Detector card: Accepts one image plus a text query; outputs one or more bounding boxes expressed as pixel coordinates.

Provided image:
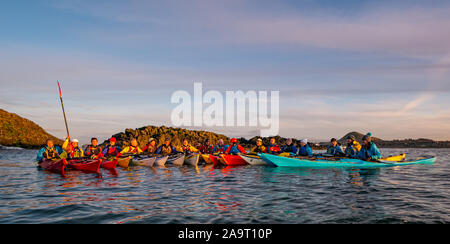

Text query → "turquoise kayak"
[258,153,436,169]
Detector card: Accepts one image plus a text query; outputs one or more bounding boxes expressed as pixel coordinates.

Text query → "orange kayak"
[220,154,248,166]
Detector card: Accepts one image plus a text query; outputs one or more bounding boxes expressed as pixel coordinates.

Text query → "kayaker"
[213,139,228,154]
[297,139,313,157]
[84,137,103,159]
[179,138,199,154]
[36,139,64,162]
[120,138,143,154]
[102,137,122,157]
[251,138,267,153]
[142,138,158,154]
[156,138,178,155]
[326,138,345,156]
[345,135,362,158]
[357,133,382,161]
[62,136,84,159]
[267,138,281,154]
[225,138,247,155]
[281,138,298,154]
[199,139,214,154]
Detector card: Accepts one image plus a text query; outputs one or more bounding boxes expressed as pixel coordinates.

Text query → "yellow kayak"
[381,153,406,162]
[117,157,131,168]
[201,154,212,164]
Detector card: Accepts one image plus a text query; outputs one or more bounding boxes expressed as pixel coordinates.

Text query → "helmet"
[230,138,238,143]
[110,137,117,142]
[72,139,79,143]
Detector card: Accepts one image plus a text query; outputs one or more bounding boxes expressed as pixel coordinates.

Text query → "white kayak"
[133,156,157,167]
[154,155,169,166]
[184,153,200,166]
[240,154,267,165]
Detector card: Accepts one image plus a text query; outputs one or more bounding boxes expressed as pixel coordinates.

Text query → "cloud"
[48,0,450,58]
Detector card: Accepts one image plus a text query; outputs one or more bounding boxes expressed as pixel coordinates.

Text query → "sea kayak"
[240,154,267,165]
[101,158,119,169]
[220,154,248,166]
[201,154,212,164]
[167,154,185,166]
[209,155,224,166]
[154,155,169,166]
[133,155,157,167]
[39,158,67,175]
[184,153,200,166]
[68,159,102,173]
[117,156,131,168]
[258,153,436,169]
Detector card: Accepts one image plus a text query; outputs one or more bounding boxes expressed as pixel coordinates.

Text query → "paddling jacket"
[213,144,228,154]
[199,144,214,154]
[36,146,63,162]
[345,141,361,158]
[267,144,281,154]
[142,144,158,154]
[156,144,178,155]
[326,145,345,156]
[179,144,199,154]
[120,145,143,154]
[84,145,102,156]
[357,142,381,160]
[251,145,267,153]
[225,144,247,155]
[62,139,84,159]
[298,145,313,157]
[281,144,298,154]
[102,145,122,157]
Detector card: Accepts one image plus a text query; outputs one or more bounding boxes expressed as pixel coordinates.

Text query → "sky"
[1,0,450,144]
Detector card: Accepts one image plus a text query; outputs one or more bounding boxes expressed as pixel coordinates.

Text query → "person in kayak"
[251,138,267,153]
[281,138,298,154]
[199,139,214,154]
[142,138,158,154]
[326,138,345,156]
[345,135,362,158]
[357,133,381,161]
[120,138,143,154]
[36,139,64,162]
[156,138,178,155]
[102,137,122,157]
[179,138,199,154]
[225,138,247,155]
[267,138,281,154]
[84,137,103,159]
[213,139,228,154]
[62,136,84,159]
[297,139,313,157]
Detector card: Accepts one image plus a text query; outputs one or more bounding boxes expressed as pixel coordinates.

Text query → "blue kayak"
[258,153,436,169]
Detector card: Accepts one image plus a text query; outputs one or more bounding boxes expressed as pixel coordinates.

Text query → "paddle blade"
[57,81,62,98]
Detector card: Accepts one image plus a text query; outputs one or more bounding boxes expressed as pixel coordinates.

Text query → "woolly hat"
[300,139,308,144]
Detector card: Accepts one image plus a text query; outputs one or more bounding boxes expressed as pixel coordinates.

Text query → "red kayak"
[220,154,248,166]
[39,158,67,175]
[68,159,102,173]
[210,155,224,167]
[101,158,119,169]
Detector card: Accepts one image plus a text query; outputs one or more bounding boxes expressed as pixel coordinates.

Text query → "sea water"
[0,148,448,224]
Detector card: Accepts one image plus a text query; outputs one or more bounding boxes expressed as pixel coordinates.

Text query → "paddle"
[57,81,70,138]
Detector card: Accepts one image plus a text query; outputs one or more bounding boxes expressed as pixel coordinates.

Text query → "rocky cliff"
[0,109,63,149]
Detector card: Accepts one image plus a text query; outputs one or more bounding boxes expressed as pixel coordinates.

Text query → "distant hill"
[102,125,230,149]
[0,109,63,149]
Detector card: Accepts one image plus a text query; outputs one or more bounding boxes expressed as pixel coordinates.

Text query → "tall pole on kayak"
[57,81,70,138]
